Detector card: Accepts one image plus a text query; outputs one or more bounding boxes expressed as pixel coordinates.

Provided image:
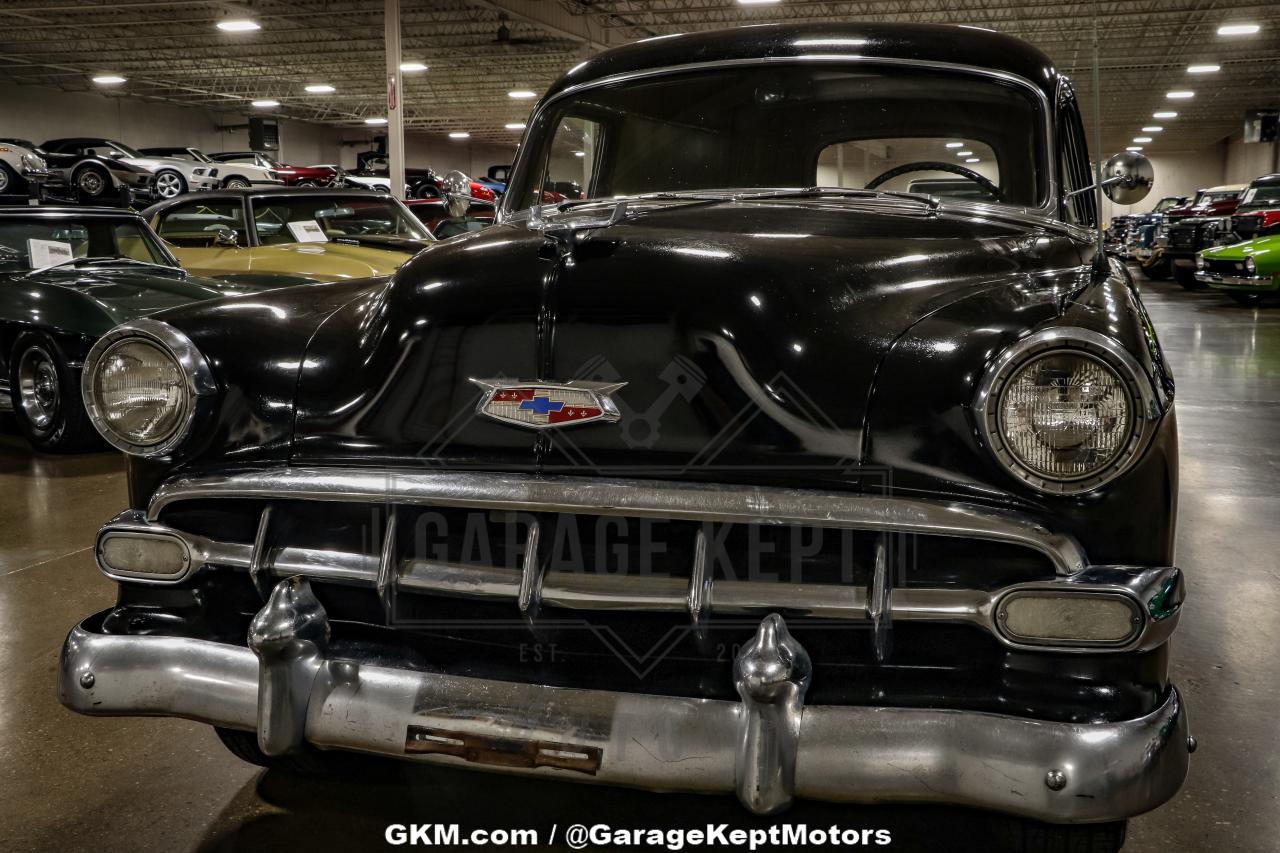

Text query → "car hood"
[36,265,262,326]
[1203,236,1279,263]
[287,199,1085,485]
[252,241,420,275]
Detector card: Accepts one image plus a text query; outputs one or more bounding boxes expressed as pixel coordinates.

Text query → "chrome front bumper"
[60,577,1191,823]
[1196,271,1276,289]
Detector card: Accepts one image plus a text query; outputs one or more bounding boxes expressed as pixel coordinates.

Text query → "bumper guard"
[60,577,1191,822]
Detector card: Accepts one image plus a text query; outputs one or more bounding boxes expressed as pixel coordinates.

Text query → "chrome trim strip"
[100,511,1180,654]
[502,54,1058,222]
[147,468,1088,574]
[1196,271,1274,288]
[59,604,1192,823]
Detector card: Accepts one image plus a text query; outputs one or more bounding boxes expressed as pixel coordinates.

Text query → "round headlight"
[1195,254,1206,270]
[1245,257,1256,274]
[94,339,187,447]
[82,319,215,456]
[978,330,1162,494]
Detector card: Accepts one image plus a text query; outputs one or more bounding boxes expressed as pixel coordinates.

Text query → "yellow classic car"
[142,187,434,282]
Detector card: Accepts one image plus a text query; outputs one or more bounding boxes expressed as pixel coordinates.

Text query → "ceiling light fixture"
[1153,111,1178,119]
[217,18,261,32]
[1134,136,1153,143]
[1127,146,1143,151]
[449,131,470,139]
[305,84,335,93]
[956,150,973,156]
[399,62,428,72]
[738,0,782,5]
[965,158,980,163]
[1217,24,1260,36]
[365,117,388,125]
[504,122,526,130]
[945,142,964,148]
[1187,64,1220,73]
[1142,126,1163,132]
[573,151,585,157]
[1166,90,1194,99]
[251,99,279,108]
[508,90,536,99]
[91,74,127,85]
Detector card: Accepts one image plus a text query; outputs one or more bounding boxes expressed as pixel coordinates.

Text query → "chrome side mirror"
[213,227,239,248]
[443,169,472,218]
[1100,152,1154,205]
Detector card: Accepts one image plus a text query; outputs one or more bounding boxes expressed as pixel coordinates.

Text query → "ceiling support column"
[385,0,406,199]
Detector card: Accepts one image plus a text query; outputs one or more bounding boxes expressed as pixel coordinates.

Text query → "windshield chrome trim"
[501,55,1058,223]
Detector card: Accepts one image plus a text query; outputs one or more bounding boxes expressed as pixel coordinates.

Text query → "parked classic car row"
[1106,173,1280,305]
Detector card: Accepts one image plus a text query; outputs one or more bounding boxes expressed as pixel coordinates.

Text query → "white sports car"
[139,147,283,189]
[0,138,53,196]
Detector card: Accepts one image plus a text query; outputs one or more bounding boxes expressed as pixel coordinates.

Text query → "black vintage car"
[58,24,1188,852]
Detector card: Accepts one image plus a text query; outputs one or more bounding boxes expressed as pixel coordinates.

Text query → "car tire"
[988,817,1126,853]
[1172,264,1203,290]
[153,169,187,199]
[73,165,111,202]
[222,175,251,189]
[1228,291,1264,307]
[8,332,98,453]
[1139,257,1170,280]
[296,180,317,188]
[0,161,25,195]
[213,727,370,775]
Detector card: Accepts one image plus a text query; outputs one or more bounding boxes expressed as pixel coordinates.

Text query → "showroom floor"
[0,279,1276,853]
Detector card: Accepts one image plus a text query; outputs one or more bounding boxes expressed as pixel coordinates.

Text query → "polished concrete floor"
[1,278,1277,853]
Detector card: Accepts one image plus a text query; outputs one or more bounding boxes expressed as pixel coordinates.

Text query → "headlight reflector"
[82,319,215,456]
[978,329,1162,494]
[998,352,1132,481]
[94,339,187,446]
[1245,256,1256,274]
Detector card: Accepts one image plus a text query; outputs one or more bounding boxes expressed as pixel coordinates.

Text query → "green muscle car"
[1197,234,1280,306]
[0,206,291,452]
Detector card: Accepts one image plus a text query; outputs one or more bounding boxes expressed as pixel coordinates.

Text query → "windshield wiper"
[731,187,942,209]
[25,256,177,276]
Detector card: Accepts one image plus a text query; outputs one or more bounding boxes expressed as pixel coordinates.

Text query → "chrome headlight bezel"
[975,328,1164,495]
[81,319,216,457]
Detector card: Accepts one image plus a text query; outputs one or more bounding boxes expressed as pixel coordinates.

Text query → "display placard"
[27,239,74,270]
[286,220,328,243]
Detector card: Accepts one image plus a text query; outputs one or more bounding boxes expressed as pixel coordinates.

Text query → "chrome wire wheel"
[76,168,106,197]
[0,164,11,194]
[224,176,250,188]
[155,170,184,198]
[17,346,59,430]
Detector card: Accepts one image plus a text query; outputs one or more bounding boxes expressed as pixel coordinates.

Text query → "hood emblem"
[469,379,626,430]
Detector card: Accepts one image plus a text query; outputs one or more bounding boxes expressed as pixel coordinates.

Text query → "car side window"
[156,201,247,248]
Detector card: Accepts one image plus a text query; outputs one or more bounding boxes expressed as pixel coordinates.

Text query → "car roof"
[0,205,143,219]
[1247,174,1280,188]
[543,22,1062,106]
[141,186,396,216]
[1204,184,1247,193]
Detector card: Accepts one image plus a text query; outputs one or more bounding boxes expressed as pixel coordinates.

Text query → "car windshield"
[1239,186,1280,208]
[88,140,142,158]
[1194,191,1238,206]
[1153,198,1182,212]
[508,64,1048,210]
[250,195,430,244]
[0,217,173,271]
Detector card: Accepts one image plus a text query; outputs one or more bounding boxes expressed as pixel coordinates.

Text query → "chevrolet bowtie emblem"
[469,379,627,430]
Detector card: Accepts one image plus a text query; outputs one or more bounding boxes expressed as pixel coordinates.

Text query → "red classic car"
[208,152,339,188]
[1161,183,1247,288]
[1229,174,1280,240]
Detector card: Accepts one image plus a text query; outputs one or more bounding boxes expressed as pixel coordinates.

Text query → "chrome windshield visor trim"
[147,468,1088,575]
[60,603,1191,823]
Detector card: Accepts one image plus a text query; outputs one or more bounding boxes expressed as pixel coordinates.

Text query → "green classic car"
[1197,235,1280,306]
[0,206,288,452]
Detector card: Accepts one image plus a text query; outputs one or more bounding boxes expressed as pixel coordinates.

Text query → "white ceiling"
[0,0,1277,157]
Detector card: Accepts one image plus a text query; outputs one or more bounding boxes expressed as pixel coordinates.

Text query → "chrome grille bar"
[149,468,1087,574]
